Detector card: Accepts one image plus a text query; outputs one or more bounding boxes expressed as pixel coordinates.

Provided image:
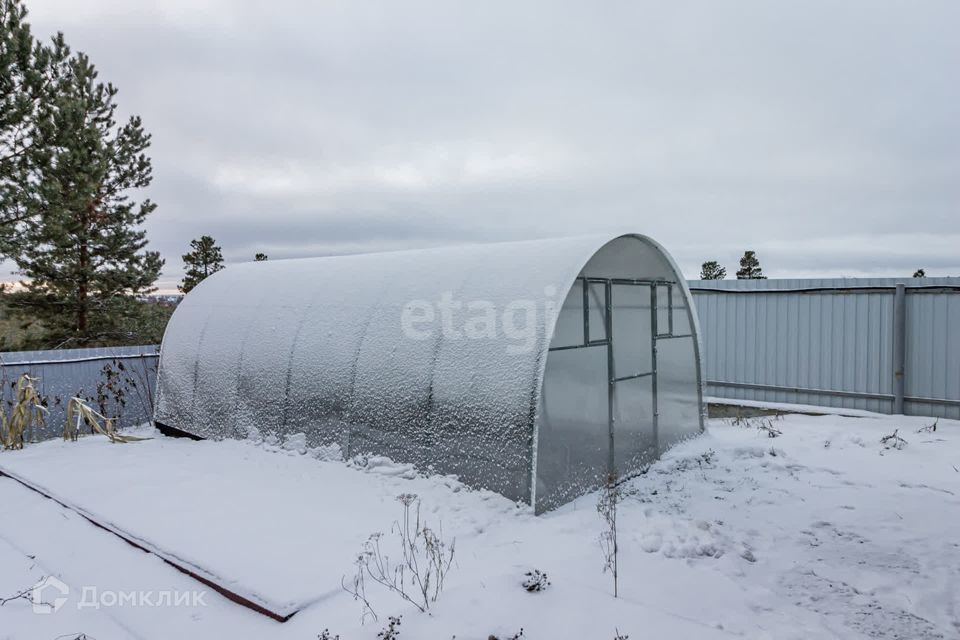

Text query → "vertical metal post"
[667,284,674,336]
[650,286,659,453]
[893,283,906,414]
[582,278,590,345]
[605,281,615,477]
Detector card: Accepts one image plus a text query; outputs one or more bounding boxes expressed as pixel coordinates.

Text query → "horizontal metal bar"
[609,278,675,286]
[548,342,608,352]
[707,380,894,401]
[612,371,654,383]
[656,333,693,340]
[690,285,960,295]
[707,380,960,408]
[904,395,960,408]
[0,352,159,367]
[574,276,675,287]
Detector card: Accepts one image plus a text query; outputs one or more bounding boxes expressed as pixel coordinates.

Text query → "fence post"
[893,283,906,414]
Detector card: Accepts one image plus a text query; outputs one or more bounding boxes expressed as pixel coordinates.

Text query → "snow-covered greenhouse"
[154,234,704,512]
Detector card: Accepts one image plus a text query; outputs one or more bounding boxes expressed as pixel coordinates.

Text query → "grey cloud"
[11,0,958,290]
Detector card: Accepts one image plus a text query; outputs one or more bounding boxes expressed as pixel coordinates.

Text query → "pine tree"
[913,269,925,278]
[180,235,224,293]
[254,252,268,261]
[0,0,66,255]
[736,251,766,279]
[6,46,163,347]
[700,260,726,280]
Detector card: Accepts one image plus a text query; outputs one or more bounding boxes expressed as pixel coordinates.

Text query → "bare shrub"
[488,630,524,640]
[93,357,159,424]
[730,413,784,437]
[696,449,716,474]
[343,544,378,622]
[757,418,782,438]
[880,429,908,452]
[0,580,53,611]
[317,630,340,640]
[0,584,35,607]
[916,419,938,434]
[344,494,456,617]
[521,569,550,592]
[378,616,402,639]
[95,361,127,423]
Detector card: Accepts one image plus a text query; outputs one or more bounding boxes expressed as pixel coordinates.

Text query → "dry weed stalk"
[916,419,938,434]
[344,493,456,618]
[0,375,48,450]
[64,396,148,443]
[597,472,622,598]
[880,428,908,452]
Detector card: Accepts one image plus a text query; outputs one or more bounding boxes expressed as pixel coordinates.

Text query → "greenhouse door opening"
[537,274,697,510]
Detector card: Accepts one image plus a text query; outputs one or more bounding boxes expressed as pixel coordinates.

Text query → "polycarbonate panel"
[613,375,655,472]
[656,285,670,335]
[552,281,586,348]
[671,287,692,335]
[611,284,651,378]
[587,281,607,342]
[154,299,209,431]
[283,255,379,447]
[233,268,323,441]
[535,346,609,510]
[156,233,703,513]
[348,251,469,460]
[656,336,702,450]
[427,242,575,500]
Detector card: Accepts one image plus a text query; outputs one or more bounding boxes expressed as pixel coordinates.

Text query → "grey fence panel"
[0,345,160,442]
[691,277,960,419]
[904,291,960,420]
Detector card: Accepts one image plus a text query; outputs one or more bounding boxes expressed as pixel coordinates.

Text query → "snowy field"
[1,409,957,640]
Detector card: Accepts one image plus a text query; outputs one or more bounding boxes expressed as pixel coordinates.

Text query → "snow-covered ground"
[1,409,957,639]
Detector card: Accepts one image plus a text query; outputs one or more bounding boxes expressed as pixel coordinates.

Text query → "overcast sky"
[13,0,960,290]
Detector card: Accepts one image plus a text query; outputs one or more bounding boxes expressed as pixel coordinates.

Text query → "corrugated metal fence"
[0,345,159,442]
[690,277,960,419]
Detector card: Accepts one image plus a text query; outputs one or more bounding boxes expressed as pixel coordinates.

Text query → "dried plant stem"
[0,375,48,450]
[344,494,456,617]
[64,397,149,444]
[598,473,621,598]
